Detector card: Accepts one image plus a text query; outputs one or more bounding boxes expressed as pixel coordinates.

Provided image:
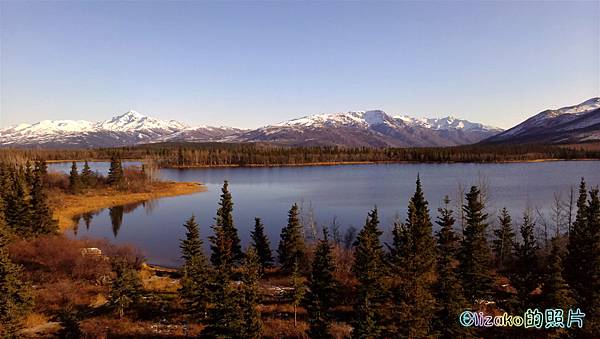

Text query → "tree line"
[1,142,598,168]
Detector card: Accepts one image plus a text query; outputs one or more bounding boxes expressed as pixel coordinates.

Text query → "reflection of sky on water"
[51,161,600,267]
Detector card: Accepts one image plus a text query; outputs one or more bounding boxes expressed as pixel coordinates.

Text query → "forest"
[0,155,599,338]
[1,142,599,168]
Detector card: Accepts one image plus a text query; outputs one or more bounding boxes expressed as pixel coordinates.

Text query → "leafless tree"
[550,191,566,238]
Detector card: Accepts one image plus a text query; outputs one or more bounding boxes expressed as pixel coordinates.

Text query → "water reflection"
[72,200,153,237]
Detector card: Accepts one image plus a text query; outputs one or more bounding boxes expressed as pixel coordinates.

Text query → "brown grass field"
[49,181,205,230]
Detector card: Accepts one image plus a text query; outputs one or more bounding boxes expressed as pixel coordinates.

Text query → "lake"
[50,161,600,267]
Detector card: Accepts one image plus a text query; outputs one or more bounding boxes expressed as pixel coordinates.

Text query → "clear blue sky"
[1,1,598,129]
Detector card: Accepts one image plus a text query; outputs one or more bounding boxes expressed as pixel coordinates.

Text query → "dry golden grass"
[49,181,205,230]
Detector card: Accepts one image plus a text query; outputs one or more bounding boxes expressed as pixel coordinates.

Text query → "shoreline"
[50,181,205,230]
[162,158,600,169]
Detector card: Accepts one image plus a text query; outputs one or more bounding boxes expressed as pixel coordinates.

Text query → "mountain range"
[1,98,598,148]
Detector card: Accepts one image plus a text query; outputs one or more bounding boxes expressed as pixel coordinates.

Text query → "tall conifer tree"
[512,210,540,311]
[250,217,273,271]
[240,247,263,339]
[492,208,516,270]
[29,170,57,235]
[210,181,243,266]
[304,230,337,339]
[68,161,81,194]
[278,203,307,273]
[459,185,493,303]
[433,197,471,339]
[388,176,437,338]
[351,207,387,339]
[179,216,212,319]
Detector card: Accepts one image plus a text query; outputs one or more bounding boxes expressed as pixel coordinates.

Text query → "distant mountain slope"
[0,109,502,148]
[482,98,600,144]
[234,110,502,147]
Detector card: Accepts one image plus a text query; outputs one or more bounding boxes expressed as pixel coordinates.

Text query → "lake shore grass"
[49,181,205,230]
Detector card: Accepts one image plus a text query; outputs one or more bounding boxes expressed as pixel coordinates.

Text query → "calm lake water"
[50,161,600,267]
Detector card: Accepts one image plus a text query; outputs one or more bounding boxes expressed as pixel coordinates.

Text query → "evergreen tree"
[288,260,305,327]
[29,170,57,235]
[57,307,83,339]
[3,171,31,235]
[34,159,47,178]
[203,266,243,338]
[542,238,575,310]
[210,181,243,266]
[351,207,387,339]
[388,176,437,338]
[250,217,274,271]
[81,160,94,187]
[459,185,493,303]
[109,260,142,318]
[68,161,81,194]
[179,216,212,319]
[107,156,124,186]
[278,203,307,273]
[0,221,32,336]
[433,196,471,339]
[511,210,540,311]
[240,247,262,339]
[492,208,516,270]
[303,229,337,339]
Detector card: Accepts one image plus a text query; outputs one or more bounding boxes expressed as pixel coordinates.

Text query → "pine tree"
[0,221,32,336]
[210,181,243,266]
[511,210,540,311]
[351,207,387,339]
[542,238,575,310]
[29,170,57,235]
[57,307,83,339]
[34,159,47,178]
[459,185,493,304]
[240,247,262,339]
[278,203,307,273]
[203,265,243,338]
[388,176,437,338]
[433,196,471,339]
[179,216,212,319]
[107,156,124,186]
[250,217,273,271]
[81,160,94,187]
[580,187,600,336]
[304,229,337,339]
[492,207,516,270]
[288,260,305,327]
[3,170,31,235]
[109,260,143,318]
[68,161,81,194]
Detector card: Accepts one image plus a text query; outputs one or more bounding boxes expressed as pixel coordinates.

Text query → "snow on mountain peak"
[95,111,187,132]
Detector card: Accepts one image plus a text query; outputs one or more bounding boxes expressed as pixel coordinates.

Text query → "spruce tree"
[109,260,143,318]
[433,196,471,339]
[542,238,575,310]
[250,217,273,271]
[203,265,243,338]
[0,221,32,336]
[511,210,540,311]
[29,170,58,235]
[210,181,243,266]
[3,171,30,235]
[351,207,387,339]
[57,307,83,339]
[388,176,437,338]
[240,247,263,339]
[459,185,493,304]
[81,160,94,188]
[492,207,515,270]
[68,161,81,194]
[179,216,212,319]
[34,159,47,178]
[288,260,305,327]
[303,229,337,339]
[277,203,307,273]
[107,156,124,186]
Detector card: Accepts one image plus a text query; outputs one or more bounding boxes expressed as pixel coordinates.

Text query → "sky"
[1,1,599,129]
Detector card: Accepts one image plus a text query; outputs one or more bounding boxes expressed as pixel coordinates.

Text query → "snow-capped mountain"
[0,111,239,148]
[234,110,502,147]
[0,109,502,148]
[483,98,600,144]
